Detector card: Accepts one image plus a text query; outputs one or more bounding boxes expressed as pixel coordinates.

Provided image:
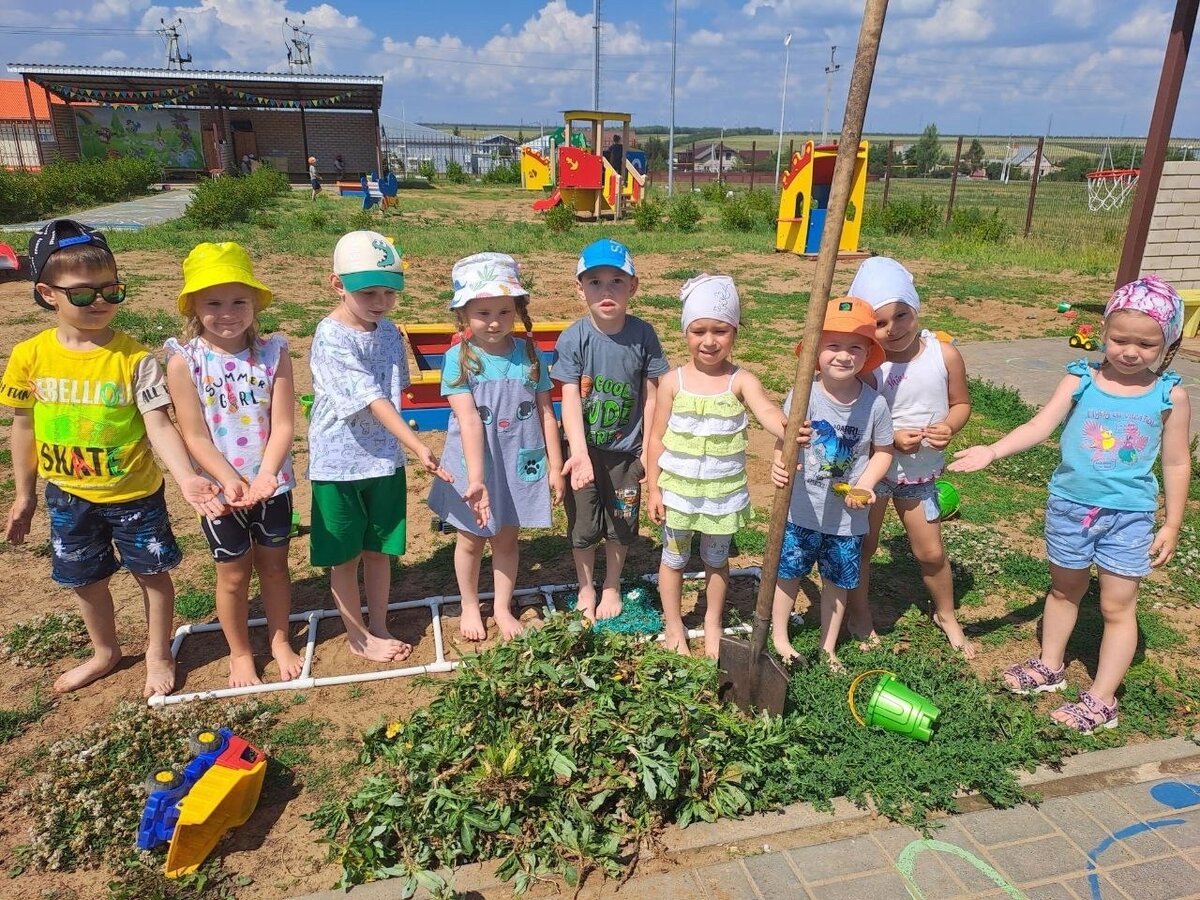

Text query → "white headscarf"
[847,256,920,311]
[680,274,740,331]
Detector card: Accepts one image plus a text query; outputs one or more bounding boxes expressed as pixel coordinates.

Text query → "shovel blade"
[717,636,791,715]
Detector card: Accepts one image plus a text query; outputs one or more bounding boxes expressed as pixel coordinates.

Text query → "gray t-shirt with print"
[308,317,410,482]
[552,314,669,456]
[784,381,893,536]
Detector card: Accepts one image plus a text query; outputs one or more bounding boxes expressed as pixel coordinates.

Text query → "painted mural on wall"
[75,107,203,167]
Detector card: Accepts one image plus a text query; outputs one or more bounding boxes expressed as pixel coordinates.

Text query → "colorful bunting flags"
[44,83,361,109]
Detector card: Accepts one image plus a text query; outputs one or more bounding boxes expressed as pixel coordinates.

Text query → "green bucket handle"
[847,668,892,727]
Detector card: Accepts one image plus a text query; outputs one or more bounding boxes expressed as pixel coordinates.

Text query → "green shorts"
[310,470,408,568]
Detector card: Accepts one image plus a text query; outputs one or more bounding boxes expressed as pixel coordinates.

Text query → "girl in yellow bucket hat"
[164,241,303,688]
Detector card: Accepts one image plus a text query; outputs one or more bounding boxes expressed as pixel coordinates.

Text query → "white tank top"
[874,330,949,485]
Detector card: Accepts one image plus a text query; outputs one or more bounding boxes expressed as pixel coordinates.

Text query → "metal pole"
[774,33,792,192]
[691,140,696,190]
[667,0,677,195]
[750,140,756,190]
[882,138,893,208]
[946,134,964,223]
[748,0,890,669]
[1117,0,1197,286]
[1023,136,1045,237]
[821,45,841,143]
[593,0,601,111]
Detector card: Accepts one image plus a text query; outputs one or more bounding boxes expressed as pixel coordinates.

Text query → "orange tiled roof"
[0,80,63,120]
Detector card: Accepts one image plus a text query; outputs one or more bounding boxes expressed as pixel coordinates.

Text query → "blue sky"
[2,1,1197,136]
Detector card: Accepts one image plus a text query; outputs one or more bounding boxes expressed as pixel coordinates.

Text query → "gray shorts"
[563,445,643,548]
[876,478,940,522]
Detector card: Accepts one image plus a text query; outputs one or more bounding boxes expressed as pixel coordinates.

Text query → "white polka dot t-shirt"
[164,334,294,497]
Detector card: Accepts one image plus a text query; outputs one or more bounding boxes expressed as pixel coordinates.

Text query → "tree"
[965,138,985,172]
[906,123,945,176]
[867,143,903,177]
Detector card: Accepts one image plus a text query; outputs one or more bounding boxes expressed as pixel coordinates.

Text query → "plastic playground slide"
[532,189,563,211]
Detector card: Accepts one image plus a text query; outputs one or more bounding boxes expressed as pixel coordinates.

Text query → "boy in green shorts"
[308,230,450,663]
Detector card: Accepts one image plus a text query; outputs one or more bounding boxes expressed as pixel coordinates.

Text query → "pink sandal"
[1002,658,1066,695]
[1052,691,1118,734]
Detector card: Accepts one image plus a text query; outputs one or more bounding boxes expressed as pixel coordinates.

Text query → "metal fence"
[379,134,516,177]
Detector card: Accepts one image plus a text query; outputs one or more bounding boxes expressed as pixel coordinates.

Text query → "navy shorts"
[777,521,863,589]
[45,482,182,588]
[200,491,293,562]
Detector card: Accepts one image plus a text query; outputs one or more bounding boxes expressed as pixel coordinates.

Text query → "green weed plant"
[2,612,88,667]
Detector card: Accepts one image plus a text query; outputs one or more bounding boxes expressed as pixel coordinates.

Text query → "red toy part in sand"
[0,243,18,271]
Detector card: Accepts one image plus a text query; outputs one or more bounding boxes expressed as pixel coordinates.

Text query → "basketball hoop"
[1086,168,1139,212]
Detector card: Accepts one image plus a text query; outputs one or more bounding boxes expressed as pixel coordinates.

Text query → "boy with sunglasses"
[1,220,224,698]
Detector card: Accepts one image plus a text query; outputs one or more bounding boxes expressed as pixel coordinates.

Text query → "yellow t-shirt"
[0,329,171,503]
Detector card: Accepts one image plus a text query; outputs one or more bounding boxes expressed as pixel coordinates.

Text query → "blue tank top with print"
[1049,359,1181,512]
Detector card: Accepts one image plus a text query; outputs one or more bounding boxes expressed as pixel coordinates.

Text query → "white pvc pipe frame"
[149,567,769,707]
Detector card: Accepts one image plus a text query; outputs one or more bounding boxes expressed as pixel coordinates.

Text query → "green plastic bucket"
[849,669,941,742]
[299,393,314,420]
[935,479,960,520]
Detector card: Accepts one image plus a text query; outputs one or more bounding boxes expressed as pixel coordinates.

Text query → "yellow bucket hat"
[178,242,273,314]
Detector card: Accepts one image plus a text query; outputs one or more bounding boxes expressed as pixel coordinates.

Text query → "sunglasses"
[46,282,127,307]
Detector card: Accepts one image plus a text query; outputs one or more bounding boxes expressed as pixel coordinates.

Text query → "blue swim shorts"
[778,521,864,589]
[45,482,182,588]
[1044,495,1154,578]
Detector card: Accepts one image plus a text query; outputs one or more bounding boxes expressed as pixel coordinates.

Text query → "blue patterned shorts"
[778,521,863,589]
[1044,495,1153,578]
[45,482,182,588]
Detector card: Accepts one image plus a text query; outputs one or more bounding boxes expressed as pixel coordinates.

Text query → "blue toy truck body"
[136,728,233,850]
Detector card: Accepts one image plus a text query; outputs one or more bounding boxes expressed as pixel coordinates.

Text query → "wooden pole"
[747,0,891,670]
[882,138,893,208]
[1023,136,1045,237]
[946,135,964,222]
[750,140,756,190]
[22,75,46,169]
[1116,0,1197,286]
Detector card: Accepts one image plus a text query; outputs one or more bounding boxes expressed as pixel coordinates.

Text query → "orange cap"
[794,296,885,375]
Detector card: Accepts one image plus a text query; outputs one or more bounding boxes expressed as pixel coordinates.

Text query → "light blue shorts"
[1044,495,1154,578]
[875,478,940,522]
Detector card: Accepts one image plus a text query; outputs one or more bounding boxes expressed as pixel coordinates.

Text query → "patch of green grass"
[967,377,1039,430]
[111,307,178,346]
[0,689,53,744]
[1136,607,1186,650]
[269,716,330,769]
[662,268,700,281]
[2,611,89,666]
[174,584,216,620]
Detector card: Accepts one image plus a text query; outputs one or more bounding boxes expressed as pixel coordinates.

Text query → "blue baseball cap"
[576,238,635,278]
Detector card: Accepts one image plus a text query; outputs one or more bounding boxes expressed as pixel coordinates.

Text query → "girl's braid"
[450,313,483,388]
[516,295,541,384]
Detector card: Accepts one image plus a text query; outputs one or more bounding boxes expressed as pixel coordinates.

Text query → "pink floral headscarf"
[1104,274,1184,347]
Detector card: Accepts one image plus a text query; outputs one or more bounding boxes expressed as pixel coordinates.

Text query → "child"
[308,156,321,201]
[164,242,303,688]
[949,276,1191,733]
[770,298,894,670]
[1,220,223,697]
[428,253,564,641]
[308,230,452,663]
[646,275,788,658]
[554,239,670,620]
[843,257,975,657]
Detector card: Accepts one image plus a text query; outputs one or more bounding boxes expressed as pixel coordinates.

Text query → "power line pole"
[592,0,601,110]
[285,17,314,74]
[157,18,191,69]
[667,0,678,195]
[821,45,840,143]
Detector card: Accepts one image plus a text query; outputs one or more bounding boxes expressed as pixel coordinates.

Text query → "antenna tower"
[821,45,840,143]
[158,18,192,70]
[285,18,315,73]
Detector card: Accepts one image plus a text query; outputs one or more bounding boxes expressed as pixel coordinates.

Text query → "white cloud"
[98,49,130,65]
[689,29,725,47]
[1049,0,1097,28]
[911,0,994,43]
[23,40,67,60]
[1110,5,1173,46]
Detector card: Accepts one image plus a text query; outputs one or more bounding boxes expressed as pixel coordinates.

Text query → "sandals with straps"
[1002,658,1066,695]
[1052,691,1119,735]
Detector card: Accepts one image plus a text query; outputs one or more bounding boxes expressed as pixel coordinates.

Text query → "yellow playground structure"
[776,140,869,255]
[530,110,646,219]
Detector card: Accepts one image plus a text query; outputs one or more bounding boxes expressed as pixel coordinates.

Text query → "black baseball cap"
[28,219,112,310]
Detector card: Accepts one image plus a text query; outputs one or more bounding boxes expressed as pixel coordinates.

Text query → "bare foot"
[822,650,846,675]
[596,585,623,620]
[663,628,691,655]
[853,631,882,652]
[349,632,411,663]
[576,584,597,622]
[773,638,801,665]
[144,654,177,698]
[933,613,977,660]
[703,631,721,660]
[270,640,305,682]
[494,610,525,641]
[459,602,488,641]
[54,648,119,694]
[228,653,263,688]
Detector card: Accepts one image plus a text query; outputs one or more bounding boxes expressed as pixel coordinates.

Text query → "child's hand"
[416,444,454,482]
[947,445,995,473]
[648,488,665,525]
[561,453,594,490]
[463,480,490,528]
[221,477,252,507]
[245,473,279,505]
[181,476,228,518]
[770,459,795,489]
[1150,524,1180,567]
[4,496,36,545]
[923,421,954,450]
[893,428,925,454]
[549,466,565,506]
[795,420,813,448]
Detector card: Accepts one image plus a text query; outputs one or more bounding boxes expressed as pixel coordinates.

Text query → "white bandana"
[680,274,740,331]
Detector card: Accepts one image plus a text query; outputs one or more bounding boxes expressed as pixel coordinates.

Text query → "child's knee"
[698,534,731,569]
